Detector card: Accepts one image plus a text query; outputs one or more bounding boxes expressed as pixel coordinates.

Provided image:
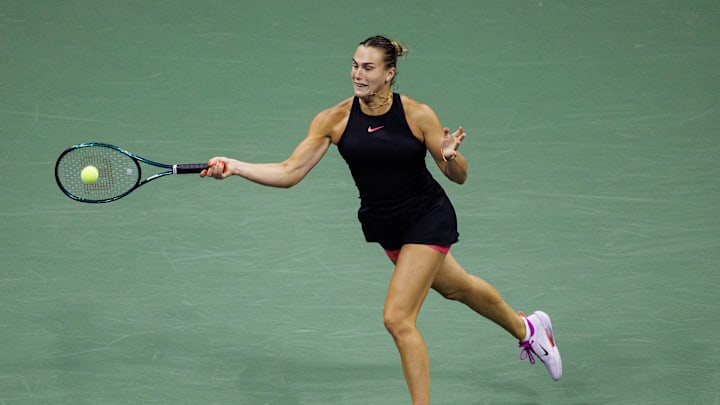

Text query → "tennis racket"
[55,142,208,203]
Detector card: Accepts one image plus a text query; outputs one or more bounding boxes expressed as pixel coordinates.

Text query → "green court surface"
[1,1,718,404]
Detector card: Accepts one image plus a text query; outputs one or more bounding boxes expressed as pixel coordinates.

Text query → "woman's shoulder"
[314,97,353,122]
[329,96,354,115]
[309,97,354,142]
[399,94,436,121]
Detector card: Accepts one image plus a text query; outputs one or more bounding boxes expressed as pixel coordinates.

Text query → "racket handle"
[173,164,209,174]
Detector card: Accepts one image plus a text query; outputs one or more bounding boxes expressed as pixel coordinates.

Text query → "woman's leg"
[431,252,526,340]
[384,244,446,405]
[431,252,564,380]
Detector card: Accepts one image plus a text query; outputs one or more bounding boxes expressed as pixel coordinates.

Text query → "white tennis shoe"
[518,310,562,381]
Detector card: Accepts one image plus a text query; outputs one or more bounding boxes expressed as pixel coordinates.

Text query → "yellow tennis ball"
[81,165,99,184]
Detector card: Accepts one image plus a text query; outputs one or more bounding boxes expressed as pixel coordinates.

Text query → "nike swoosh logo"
[367,125,384,133]
[537,344,549,356]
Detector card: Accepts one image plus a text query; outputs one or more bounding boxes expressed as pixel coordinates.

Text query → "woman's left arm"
[408,101,468,184]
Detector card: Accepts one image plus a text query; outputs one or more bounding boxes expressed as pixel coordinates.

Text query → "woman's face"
[351,45,394,98]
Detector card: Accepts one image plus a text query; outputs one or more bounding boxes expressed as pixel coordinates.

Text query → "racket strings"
[56,146,140,201]
[79,155,114,191]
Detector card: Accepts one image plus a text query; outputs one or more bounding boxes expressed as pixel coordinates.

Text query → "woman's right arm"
[202,107,339,188]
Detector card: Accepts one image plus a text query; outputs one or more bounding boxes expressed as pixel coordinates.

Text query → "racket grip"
[173,164,209,174]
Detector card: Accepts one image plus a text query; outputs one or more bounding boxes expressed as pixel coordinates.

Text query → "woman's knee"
[383,309,416,340]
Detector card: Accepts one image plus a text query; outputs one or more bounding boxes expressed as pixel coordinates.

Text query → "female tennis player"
[202,35,561,404]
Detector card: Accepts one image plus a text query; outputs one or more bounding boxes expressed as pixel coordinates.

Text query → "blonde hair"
[359,35,407,84]
[390,40,408,60]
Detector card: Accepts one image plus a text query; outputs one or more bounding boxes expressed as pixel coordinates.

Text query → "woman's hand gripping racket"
[55,142,208,203]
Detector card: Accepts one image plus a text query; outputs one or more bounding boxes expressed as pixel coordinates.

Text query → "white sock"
[522,316,533,341]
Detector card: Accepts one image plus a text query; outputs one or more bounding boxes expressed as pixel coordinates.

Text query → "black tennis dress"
[337,93,459,251]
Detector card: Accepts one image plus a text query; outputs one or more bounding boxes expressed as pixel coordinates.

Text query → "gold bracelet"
[441,148,457,162]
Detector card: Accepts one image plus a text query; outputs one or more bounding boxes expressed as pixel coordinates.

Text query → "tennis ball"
[81,165,99,184]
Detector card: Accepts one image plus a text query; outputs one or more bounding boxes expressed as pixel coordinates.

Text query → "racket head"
[55,143,142,203]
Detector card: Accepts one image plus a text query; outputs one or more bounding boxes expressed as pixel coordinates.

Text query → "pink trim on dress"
[384,245,451,260]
